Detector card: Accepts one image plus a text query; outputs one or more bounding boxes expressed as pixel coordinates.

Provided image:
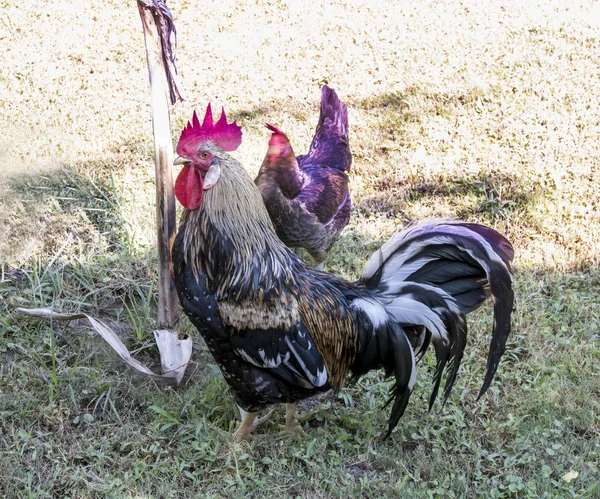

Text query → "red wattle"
[175,164,204,209]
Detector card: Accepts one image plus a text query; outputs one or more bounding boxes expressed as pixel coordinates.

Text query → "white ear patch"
[203,163,221,189]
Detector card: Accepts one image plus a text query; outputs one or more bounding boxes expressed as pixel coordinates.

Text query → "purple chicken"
[255,85,352,269]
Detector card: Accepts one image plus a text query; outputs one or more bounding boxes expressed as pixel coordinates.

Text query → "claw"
[279,423,307,436]
[255,408,275,427]
[295,410,312,422]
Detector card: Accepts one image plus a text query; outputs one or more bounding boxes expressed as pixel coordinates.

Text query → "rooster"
[255,85,351,269]
[172,105,514,440]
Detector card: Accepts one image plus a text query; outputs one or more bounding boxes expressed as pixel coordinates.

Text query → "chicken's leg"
[311,250,327,271]
[293,247,326,270]
[279,403,310,435]
[233,409,274,440]
[233,411,257,440]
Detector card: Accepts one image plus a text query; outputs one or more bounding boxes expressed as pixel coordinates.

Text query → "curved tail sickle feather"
[357,220,514,436]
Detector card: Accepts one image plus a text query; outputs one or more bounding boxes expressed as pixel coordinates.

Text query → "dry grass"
[2,0,599,269]
[1,0,600,497]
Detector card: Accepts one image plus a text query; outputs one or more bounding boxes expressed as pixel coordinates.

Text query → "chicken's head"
[174,105,242,209]
[264,123,293,163]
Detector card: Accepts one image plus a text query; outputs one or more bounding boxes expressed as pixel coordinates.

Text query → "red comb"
[176,104,242,156]
[265,123,283,134]
[265,123,292,160]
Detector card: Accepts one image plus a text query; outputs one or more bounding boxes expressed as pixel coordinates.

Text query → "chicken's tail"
[303,85,352,172]
[318,85,349,140]
[354,220,514,437]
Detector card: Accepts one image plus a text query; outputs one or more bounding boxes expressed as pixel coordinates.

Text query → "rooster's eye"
[200,151,210,159]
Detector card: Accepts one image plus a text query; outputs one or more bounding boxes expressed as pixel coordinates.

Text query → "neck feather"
[180,154,296,298]
[257,155,303,199]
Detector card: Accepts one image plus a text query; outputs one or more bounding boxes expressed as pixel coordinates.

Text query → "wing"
[223,274,359,393]
[216,284,332,392]
[228,322,330,391]
[295,166,350,225]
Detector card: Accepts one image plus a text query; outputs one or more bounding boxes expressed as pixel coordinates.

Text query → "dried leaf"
[137,0,183,104]
[562,471,578,483]
[16,307,192,387]
[154,329,193,386]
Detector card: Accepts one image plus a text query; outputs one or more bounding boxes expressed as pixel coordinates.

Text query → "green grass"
[2,0,600,496]
[2,269,600,497]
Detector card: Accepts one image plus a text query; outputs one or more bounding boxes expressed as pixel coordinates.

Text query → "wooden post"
[137,0,179,329]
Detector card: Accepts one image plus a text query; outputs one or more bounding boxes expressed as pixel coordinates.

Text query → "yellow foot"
[278,422,307,436]
[278,403,310,436]
[232,409,274,441]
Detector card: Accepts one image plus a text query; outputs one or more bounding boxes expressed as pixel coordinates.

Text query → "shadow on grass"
[8,163,132,253]
[2,154,166,342]
[358,85,490,114]
[233,101,311,125]
[356,169,541,225]
[3,154,599,498]
[325,227,386,279]
[233,83,487,122]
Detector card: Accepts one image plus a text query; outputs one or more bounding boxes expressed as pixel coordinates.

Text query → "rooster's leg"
[233,411,257,440]
[312,250,327,271]
[279,403,310,435]
[233,409,274,440]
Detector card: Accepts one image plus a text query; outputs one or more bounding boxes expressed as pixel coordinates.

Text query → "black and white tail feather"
[354,220,514,438]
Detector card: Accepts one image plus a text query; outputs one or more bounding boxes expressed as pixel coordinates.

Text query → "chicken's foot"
[279,403,310,435]
[233,409,274,440]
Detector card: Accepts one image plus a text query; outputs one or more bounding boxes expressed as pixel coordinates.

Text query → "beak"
[173,156,191,166]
